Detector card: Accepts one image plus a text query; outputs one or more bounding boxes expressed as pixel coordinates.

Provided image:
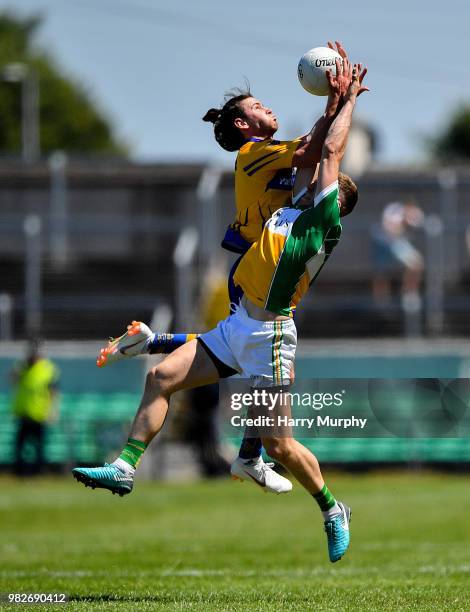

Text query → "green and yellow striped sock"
[119,438,147,469]
[312,484,337,511]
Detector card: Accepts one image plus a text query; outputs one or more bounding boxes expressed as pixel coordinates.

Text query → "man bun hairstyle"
[338,172,359,217]
[202,87,252,152]
[202,108,222,124]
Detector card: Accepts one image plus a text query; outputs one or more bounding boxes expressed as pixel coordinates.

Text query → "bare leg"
[261,436,324,494]
[71,340,221,493]
[255,390,325,494]
[130,340,219,444]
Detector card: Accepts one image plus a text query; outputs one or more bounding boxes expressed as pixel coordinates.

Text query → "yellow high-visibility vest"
[12,359,58,422]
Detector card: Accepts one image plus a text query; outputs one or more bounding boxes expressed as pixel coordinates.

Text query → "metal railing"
[1,162,469,339]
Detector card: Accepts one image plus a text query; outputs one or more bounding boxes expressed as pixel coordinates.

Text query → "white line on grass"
[2,565,470,579]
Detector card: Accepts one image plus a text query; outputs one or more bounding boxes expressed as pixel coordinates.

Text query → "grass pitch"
[0,471,469,611]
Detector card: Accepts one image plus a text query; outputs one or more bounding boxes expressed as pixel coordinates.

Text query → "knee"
[145,364,171,395]
[262,438,294,464]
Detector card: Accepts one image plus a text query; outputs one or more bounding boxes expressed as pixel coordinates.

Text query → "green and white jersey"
[233,182,342,316]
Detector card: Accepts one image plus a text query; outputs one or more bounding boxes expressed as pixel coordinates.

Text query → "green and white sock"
[312,484,341,519]
[117,438,147,470]
[112,457,135,475]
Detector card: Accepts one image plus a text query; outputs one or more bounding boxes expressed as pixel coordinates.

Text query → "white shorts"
[199,304,297,387]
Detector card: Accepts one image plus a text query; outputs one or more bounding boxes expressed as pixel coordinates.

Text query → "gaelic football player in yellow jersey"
[206,42,350,255]
[73,57,368,563]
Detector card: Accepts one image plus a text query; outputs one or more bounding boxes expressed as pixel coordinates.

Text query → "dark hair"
[202,87,252,152]
[338,172,359,217]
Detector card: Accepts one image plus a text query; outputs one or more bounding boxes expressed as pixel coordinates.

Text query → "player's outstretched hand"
[356,64,369,96]
[325,57,350,100]
[346,63,369,100]
[327,40,347,60]
[326,41,369,99]
[327,40,351,98]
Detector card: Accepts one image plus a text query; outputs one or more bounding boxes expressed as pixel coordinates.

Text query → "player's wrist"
[326,92,340,114]
[343,92,357,105]
[325,106,338,119]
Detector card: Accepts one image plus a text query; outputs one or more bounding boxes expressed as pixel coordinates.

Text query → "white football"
[297,47,342,96]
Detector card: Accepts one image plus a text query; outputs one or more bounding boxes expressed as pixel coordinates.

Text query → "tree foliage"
[430,104,470,162]
[0,13,127,156]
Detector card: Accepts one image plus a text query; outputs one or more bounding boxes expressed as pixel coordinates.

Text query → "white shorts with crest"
[199,303,297,388]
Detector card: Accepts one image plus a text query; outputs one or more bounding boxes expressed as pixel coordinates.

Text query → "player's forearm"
[295,115,334,167]
[295,95,341,167]
[307,110,336,148]
[304,94,340,142]
[322,97,356,162]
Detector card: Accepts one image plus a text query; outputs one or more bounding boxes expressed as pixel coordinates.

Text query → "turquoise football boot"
[72,463,133,496]
[324,501,351,562]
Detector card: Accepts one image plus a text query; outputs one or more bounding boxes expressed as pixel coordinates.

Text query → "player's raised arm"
[292,41,350,169]
[315,62,368,195]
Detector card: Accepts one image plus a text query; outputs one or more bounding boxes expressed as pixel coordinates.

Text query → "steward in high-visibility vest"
[11,342,59,475]
[12,358,58,423]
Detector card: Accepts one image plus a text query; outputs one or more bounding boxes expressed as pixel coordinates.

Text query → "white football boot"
[231,456,292,494]
[96,321,153,368]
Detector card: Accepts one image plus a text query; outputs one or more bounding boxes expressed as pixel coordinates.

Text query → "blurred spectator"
[186,262,231,477]
[10,340,59,476]
[371,198,425,312]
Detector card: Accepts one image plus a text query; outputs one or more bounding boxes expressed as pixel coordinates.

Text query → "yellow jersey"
[232,137,301,244]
